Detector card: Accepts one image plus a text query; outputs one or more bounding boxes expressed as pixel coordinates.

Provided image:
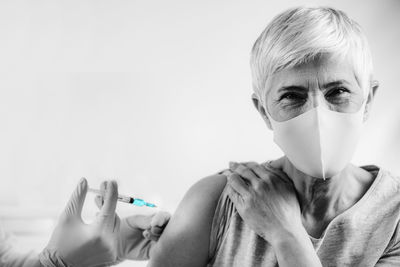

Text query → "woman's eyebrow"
[277,86,308,94]
[322,80,349,88]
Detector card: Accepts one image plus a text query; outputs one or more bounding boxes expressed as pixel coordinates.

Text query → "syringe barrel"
[118,195,133,203]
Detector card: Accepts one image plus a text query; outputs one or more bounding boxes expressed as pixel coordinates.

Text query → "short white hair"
[250,6,374,106]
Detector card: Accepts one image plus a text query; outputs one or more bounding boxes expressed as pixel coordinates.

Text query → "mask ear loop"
[359,79,379,121]
[358,87,370,123]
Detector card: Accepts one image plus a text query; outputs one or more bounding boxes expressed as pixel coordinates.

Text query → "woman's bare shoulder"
[147,172,228,267]
[192,172,228,198]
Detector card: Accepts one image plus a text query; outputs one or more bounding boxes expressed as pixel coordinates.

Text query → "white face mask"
[266,102,366,179]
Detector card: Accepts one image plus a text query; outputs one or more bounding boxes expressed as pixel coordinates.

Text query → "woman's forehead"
[266,55,362,96]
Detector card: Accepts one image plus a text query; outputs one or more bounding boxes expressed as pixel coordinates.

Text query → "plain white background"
[0,0,399,266]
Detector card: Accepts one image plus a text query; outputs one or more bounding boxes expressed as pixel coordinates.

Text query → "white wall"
[0,0,399,266]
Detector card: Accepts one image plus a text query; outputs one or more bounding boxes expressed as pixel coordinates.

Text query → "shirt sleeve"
[0,223,41,267]
[375,220,400,267]
[208,168,237,264]
[375,240,400,266]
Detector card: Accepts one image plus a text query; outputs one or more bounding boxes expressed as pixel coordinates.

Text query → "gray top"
[207,163,400,267]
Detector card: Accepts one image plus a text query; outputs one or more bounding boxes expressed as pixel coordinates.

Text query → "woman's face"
[264,54,366,122]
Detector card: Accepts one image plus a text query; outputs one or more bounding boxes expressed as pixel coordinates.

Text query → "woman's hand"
[226,160,303,245]
[95,181,171,261]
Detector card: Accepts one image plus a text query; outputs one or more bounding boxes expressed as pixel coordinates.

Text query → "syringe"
[88,188,157,208]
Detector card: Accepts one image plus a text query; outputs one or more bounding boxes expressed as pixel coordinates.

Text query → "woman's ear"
[363,80,379,122]
[251,93,273,130]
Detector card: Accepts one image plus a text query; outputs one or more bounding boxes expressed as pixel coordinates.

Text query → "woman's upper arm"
[147,174,227,267]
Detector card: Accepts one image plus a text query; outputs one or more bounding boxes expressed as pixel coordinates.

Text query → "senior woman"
[147,6,400,267]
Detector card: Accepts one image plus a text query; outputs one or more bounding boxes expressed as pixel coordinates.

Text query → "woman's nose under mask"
[266,101,366,179]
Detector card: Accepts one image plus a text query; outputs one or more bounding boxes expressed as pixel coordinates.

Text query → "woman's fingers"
[229,159,293,187]
[229,161,259,187]
[268,157,285,170]
[242,162,271,181]
[227,172,250,197]
[264,162,293,184]
[226,182,244,207]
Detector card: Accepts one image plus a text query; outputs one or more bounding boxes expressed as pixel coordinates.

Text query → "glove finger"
[94,195,104,209]
[62,177,88,220]
[143,229,151,239]
[94,181,107,209]
[150,225,164,235]
[96,180,118,227]
[150,211,171,228]
[124,213,155,230]
[113,215,121,233]
[100,180,107,191]
[143,230,161,241]
[94,210,120,231]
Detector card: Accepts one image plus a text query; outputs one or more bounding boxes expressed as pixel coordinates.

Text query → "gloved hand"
[94,181,171,261]
[39,178,122,267]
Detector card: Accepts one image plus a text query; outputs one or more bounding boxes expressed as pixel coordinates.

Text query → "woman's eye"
[280,93,305,101]
[325,87,350,98]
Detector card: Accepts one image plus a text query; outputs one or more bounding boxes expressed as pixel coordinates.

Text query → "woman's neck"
[279,156,373,222]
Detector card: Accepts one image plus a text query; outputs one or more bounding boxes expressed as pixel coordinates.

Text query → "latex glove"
[95,181,171,261]
[39,178,122,267]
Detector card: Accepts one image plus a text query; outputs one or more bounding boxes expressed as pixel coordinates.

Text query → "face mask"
[266,102,366,179]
